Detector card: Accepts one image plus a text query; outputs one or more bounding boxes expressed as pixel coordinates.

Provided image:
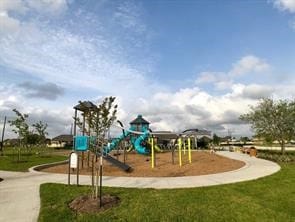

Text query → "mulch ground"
[69,194,120,214]
[41,151,245,177]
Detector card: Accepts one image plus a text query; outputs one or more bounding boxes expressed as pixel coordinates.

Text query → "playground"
[38,110,245,178]
[41,151,245,177]
[0,100,292,221]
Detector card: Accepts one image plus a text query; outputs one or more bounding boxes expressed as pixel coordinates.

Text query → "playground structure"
[72,101,212,175]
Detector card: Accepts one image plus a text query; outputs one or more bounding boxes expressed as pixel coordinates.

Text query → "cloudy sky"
[1,0,295,139]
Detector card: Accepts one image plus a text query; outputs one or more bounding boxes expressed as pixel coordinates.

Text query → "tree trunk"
[281,140,285,155]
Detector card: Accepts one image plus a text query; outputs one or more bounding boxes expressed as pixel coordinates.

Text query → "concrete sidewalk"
[0,152,280,222]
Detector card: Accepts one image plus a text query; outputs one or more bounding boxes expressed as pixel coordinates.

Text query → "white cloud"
[0,0,69,35]
[0,11,20,33]
[195,72,219,84]
[0,0,27,13]
[241,84,274,99]
[0,1,157,100]
[113,0,146,34]
[273,0,295,13]
[27,0,69,15]
[195,55,270,91]
[0,84,73,138]
[229,55,270,77]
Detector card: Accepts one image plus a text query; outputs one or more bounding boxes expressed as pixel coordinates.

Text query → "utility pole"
[0,116,7,156]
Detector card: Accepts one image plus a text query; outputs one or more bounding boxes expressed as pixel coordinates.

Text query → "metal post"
[123,143,126,164]
[99,157,103,208]
[73,109,77,151]
[82,114,85,136]
[82,151,84,169]
[92,156,94,187]
[81,114,85,169]
[183,137,186,155]
[76,154,79,186]
[172,148,175,164]
[99,134,104,208]
[87,150,90,168]
[178,137,182,167]
[68,154,71,185]
[188,137,192,164]
[0,116,7,156]
[151,137,154,169]
[74,109,77,136]
[95,167,98,198]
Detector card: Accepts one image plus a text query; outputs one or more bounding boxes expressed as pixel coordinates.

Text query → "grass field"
[0,147,67,172]
[39,163,295,222]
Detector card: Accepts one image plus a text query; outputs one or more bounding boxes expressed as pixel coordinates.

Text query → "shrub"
[257,150,295,163]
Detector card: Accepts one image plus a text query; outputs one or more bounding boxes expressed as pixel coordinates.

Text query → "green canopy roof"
[130,114,150,125]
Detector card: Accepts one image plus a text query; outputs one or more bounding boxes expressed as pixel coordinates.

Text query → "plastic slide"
[133,130,150,154]
[154,144,163,152]
[103,131,130,155]
[146,141,163,152]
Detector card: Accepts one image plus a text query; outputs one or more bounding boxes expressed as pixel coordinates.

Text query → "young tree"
[93,96,118,138]
[8,109,30,147]
[212,133,221,146]
[240,98,295,154]
[74,97,118,139]
[32,121,48,144]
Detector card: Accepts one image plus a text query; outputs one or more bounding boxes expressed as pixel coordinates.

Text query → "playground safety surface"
[41,151,245,177]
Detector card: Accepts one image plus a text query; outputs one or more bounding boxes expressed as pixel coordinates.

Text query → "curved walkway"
[0,152,280,222]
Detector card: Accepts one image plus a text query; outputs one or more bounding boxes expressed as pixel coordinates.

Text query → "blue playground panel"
[74,136,88,151]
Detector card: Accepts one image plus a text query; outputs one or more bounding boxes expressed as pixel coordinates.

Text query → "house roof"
[182,129,211,136]
[52,134,73,142]
[153,131,178,140]
[3,138,20,144]
[74,101,98,112]
[130,114,150,125]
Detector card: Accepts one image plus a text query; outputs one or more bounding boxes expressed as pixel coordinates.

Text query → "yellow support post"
[151,137,154,169]
[178,137,182,167]
[183,138,186,155]
[188,137,192,164]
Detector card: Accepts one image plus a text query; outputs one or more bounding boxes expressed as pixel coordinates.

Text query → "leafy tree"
[74,97,118,199]
[212,133,221,145]
[240,136,250,145]
[240,98,295,154]
[75,97,118,139]
[8,109,30,147]
[32,121,48,144]
[93,96,118,138]
[27,133,41,145]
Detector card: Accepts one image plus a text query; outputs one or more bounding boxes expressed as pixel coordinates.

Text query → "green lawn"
[39,163,295,222]
[0,147,67,172]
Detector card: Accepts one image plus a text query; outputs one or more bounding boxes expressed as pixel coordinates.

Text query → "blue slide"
[133,129,150,154]
[103,128,150,155]
[103,131,131,155]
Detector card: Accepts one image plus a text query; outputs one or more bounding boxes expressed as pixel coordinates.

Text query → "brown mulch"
[69,194,120,214]
[41,151,245,177]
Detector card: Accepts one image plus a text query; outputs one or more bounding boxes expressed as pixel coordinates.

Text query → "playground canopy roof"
[130,114,150,125]
[74,101,98,112]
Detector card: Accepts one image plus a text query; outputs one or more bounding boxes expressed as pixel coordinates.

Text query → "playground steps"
[97,152,132,172]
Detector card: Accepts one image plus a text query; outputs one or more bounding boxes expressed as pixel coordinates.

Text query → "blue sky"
[1,0,295,138]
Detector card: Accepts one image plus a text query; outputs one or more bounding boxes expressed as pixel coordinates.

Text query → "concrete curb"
[27,151,280,189]
[29,160,69,173]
